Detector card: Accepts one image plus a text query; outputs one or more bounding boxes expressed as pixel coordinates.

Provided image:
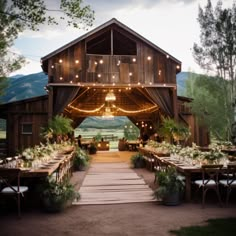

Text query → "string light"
[68,103,158,115]
[75,60,79,64]
[147,56,152,60]
[68,104,105,113]
[116,105,158,114]
[59,59,63,63]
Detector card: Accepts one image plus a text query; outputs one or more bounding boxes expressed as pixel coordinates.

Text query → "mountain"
[10,74,25,79]
[79,116,130,128]
[176,72,200,96]
[1,72,47,103]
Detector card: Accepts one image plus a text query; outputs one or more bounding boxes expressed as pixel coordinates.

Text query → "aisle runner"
[73,162,156,205]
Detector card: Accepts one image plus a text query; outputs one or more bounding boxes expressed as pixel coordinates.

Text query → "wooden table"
[20,151,74,178]
[127,141,141,151]
[81,140,92,150]
[138,147,203,202]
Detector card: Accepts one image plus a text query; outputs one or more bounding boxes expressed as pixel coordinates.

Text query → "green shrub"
[130,152,145,168]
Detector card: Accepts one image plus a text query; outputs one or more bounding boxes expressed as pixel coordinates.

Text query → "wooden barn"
[0,18,209,156]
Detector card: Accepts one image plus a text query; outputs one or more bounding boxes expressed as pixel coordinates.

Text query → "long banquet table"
[138,147,212,202]
[0,149,74,179]
[22,153,73,178]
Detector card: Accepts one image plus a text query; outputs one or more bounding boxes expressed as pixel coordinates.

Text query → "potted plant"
[40,177,79,213]
[130,152,145,168]
[88,142,97,154]
[41,115,74,143]
[73,147,90,171]
[154,167,185,206]
[158,117,190,144]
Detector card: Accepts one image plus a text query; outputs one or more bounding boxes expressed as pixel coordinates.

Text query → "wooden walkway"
[73,151,156,205]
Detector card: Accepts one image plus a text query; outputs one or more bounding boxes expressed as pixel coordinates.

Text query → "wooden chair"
[0,168,28,217]
[143,151,155,171]
[219,163,236,206]
[193,164,223,208]
[55,160,67,183]
[153,155,169,183]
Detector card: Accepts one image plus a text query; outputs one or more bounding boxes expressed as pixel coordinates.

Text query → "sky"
[11,0,234,76]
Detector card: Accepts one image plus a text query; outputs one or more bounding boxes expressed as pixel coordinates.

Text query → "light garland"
[68,104,105,113]
[68,103,158,115]
[114,105,158,114]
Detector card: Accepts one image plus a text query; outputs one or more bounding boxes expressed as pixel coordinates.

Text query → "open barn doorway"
[74,116,141,151]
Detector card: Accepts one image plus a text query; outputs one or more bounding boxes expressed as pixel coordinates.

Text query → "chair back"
[201,164,223,185]
[0,168,21,193]
[226,163,236,186]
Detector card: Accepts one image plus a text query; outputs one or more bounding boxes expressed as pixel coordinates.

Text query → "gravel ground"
[0,152,236,236]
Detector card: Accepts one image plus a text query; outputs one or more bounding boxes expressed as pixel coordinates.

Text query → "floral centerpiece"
[20,142,73,168]
[146,140,171,155]
[202,143,227,164]
[216,141,234,150]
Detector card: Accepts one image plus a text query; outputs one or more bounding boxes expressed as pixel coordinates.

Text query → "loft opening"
[86,29,137,55]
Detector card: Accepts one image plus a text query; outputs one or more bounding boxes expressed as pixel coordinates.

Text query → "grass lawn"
[0,131,6,139]
[170,218,236,236]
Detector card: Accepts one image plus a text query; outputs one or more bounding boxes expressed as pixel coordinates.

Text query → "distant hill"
[176,71,200,96]
[1,72,47,103]
[0,71,196,128]
[10,74,25,79]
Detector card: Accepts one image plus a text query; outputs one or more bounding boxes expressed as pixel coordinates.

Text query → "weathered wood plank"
[73,160,156,205]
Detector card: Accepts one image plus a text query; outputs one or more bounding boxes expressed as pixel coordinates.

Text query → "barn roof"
[41,18,181,65]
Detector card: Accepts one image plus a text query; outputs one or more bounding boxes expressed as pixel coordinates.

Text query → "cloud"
[87,0,198,10]
[19,29,63,40]
[10,59,42,76]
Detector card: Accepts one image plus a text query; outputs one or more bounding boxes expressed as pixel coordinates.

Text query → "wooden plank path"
[73,161,156,205]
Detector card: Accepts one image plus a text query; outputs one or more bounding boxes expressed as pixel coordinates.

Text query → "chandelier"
[105,90,116,102]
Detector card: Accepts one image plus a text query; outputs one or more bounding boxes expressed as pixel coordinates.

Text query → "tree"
[0,0,94,98]
[193,0,236,142]
[185,74,232,141]
[124,122,140,140]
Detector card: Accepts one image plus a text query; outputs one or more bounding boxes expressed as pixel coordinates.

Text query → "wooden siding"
[4,97,49,155]
[44,26,180,86]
